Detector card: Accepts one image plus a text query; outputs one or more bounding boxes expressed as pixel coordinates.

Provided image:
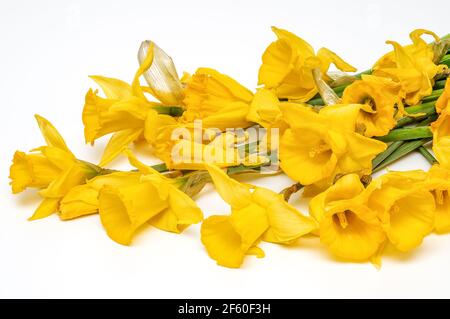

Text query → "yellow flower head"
[83,43,180,166]
[342,75,403,137]
[181,68,254,130]
[427,164,450,234]
[10,151,62,194]
[59,172,142,220]
[246,88,288,131]
[436,78,450,114]
[373,29,447,105]
[309,174,385,261]
[258,27,356,102]
[151,122,266,170]
[367,170,435,252]
[97,151,202,245]
[279,103,386,186]
[201,164,316,268]
[431,110,450,169]
[10,115,98,220]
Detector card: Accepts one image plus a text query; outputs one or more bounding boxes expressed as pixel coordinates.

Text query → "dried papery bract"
[312,68,341,106]
[138,40,184,105]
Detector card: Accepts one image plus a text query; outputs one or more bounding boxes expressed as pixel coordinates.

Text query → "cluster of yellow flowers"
[9,27,450,268]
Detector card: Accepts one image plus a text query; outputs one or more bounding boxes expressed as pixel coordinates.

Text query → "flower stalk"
[376,126,433,142]
[417,146,438,165]
[373,138,431,173]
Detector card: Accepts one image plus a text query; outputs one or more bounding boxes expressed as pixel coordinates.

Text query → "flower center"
[309,143,330,158]
[360,96,377,113]
[392,204,401,214]
[434,189,448,205]
[333,210,353,229]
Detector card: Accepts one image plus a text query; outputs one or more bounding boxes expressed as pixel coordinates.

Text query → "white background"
[1,0,450,298]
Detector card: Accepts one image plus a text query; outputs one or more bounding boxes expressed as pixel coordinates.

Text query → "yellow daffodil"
[431,110,450,169]
[246,89,288,131]
[181,67,253,130]
[427,164,450,234]
[373,29,447,105]
[59,172,142,220]
[279,103,386,186]
[97,151,202,245]
[201,164,316,268]
[83,42,179,166]
[436,78,450,114]
[9,115,98,220]
[367,170,435,252]
[258,27,356,102]
[309,174,385,261]
[342,75,403,137]
[152,123,267,170]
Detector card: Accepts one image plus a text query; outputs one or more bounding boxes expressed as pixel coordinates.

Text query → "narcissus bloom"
[59,172,142,220]
[98,151,202,245]
[246,89,288,131]
[309,174,385,261]
[9,115,98,220]
[431,110,450,169]
[436,78,450,114]
[342,75,403,137]
[181,67,254,130]
[201,164,316,268]
[258,27,356,102]
[279,103,386,186]
[367,170,435,252]
[373,29,447,106]
[83,42,179,166]
[427,165,450,234]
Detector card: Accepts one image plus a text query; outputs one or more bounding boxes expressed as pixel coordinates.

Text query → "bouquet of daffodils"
[10,27,450,268]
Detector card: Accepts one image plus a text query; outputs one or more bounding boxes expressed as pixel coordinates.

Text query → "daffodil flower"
[342,75,403,137]
[367,170,435,252]
[97,150,203,245]
[373,29,447,106]
[9,115,99,220]
[201,164,316,268]
[59,172,142,220]
[83,42,180,166]
[181,68,254,130]
[279,103,386,186]
[258,27,356,102]
[309,174,385,261]
[246,89,287,130]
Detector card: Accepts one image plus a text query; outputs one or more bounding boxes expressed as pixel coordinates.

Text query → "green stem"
[153,105,184,116]
[441,54,450,67]
[417,146,438,165]
[433,79,448,90]
[376,126,432,142]
[151,162,169,173]
[372,141,404,168]
[396,101,436,128]
[417,114,438,126]
[373,138,431,173]
[422,89,444,103]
